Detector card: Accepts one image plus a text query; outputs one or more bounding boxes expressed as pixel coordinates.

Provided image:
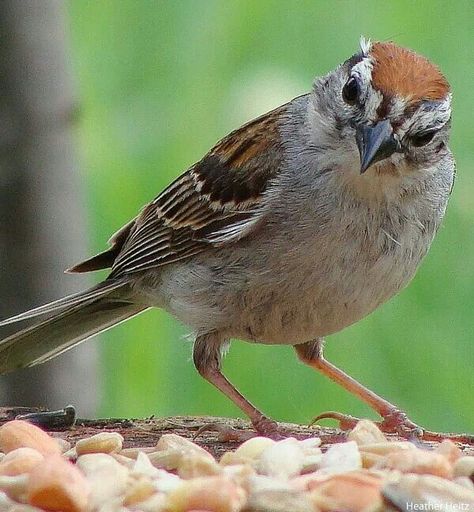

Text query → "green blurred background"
[66,0,473,432]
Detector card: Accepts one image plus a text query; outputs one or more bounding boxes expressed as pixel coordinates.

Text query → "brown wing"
[69,103,287,278]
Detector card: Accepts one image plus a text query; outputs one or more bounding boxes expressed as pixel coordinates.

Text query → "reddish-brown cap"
[370,42,450,103]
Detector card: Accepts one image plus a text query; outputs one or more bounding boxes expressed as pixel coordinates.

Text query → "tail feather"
[0,280,127,327]
[0,288,148,373]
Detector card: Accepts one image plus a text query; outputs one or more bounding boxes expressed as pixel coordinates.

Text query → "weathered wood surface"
[0,407,472,458]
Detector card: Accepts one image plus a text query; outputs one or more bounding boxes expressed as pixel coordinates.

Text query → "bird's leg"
[295,339,473,444]
[193,333,278,439]
[295,338,407,428]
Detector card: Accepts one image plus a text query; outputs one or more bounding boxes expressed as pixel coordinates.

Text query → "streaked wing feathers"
[106,104,286,277]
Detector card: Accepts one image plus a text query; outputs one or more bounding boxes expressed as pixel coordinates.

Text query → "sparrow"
[0,38,466,441]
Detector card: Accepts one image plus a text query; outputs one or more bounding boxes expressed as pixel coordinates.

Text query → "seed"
[27,455,90,512]
[0,448,43,476]
[309,471,383,512]
[347,420,387,445]
[435,439,462,465]
[380,448,453,479]
[178,453,222,479]
[0,421,61,457]
[53,438,72,454]
[382,473,474,509]
[0,474,29,502]
[75,432,124,456]
[359,441,417,456]
[129,492,166,512]
[258,438,305,480]
[76,453,128,510]
[244,488,314,512]
[123,475,156,506]
[319,441,362,475]
[232,437,276,462]
[165,476,246,512]
[454,456,474,481]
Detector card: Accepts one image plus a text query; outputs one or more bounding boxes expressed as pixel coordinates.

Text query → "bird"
[0,38,464,441]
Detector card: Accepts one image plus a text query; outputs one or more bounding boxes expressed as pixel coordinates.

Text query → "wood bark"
[0,0,99,415]
[0,409,472,458]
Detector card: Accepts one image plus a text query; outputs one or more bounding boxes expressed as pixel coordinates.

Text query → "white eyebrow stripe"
[350,56,385,122]
[397,94,451,137]
[351,56,373,84]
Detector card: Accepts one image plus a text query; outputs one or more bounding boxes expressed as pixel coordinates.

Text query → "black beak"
[356,119,399,174]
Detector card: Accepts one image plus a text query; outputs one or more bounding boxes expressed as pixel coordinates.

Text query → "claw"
[310,411,360,431]
[377,409,424,440]
[252,416,280,438]
[310,409,474,445]
[193,422,256,443]
[310,409,422,438]
[193,416,281,442]
[421,429,474,445]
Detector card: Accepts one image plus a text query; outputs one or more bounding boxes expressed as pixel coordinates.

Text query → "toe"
[252,416,280,438]
[310,411,361,431]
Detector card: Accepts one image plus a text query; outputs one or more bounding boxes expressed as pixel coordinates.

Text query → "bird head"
[312,38,451,176]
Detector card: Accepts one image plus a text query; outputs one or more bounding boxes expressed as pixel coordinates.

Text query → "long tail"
[0,281,148,373]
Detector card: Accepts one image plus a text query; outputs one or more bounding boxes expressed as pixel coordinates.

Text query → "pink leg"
[193,333,278,436]
[296,339,473,444]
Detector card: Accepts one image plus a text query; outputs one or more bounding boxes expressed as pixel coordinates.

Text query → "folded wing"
[70,103,288,277]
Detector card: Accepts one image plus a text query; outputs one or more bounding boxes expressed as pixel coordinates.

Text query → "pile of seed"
[0,419,472,511]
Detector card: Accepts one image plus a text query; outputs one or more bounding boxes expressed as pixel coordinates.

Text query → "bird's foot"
[310,409,424,439]
[311,410,474,444]
[194,422,256,443]
[252,415,281,439]
[194,415,281,443]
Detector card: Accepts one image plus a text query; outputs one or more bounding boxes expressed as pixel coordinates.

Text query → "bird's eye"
[411,130,437,147]
[342,77,360,105]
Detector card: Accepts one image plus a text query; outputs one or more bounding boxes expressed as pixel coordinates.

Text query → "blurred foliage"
[67,0,473,432]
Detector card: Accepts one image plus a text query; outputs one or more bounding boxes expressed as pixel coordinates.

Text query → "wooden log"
[0,408,472,458]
